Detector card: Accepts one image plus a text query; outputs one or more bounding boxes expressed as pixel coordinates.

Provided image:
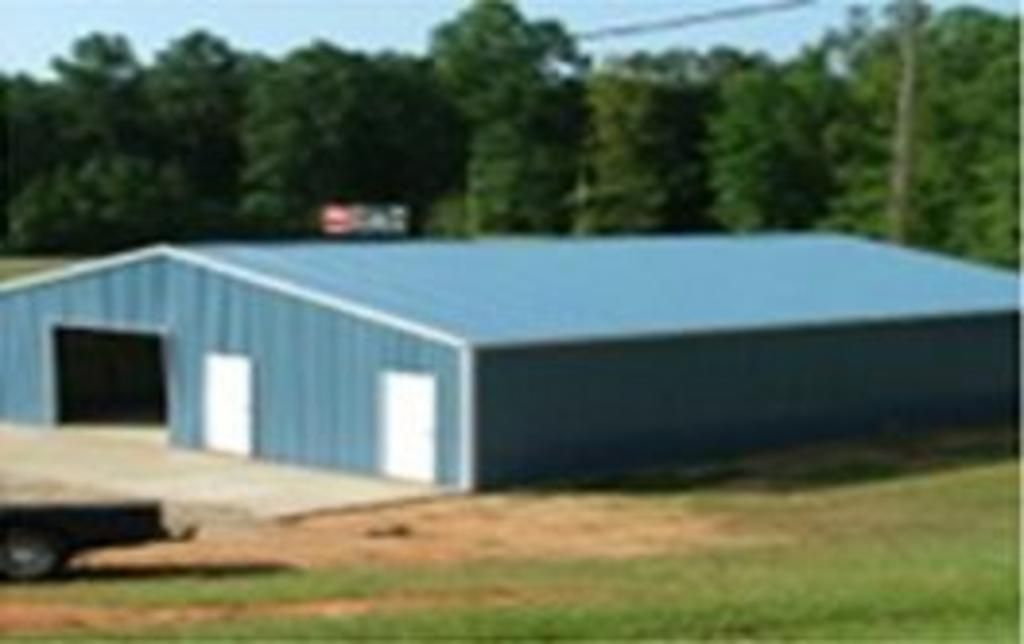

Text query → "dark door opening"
[55,328,168,425]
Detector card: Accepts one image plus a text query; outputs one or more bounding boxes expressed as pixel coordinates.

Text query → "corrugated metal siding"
[163,261,463,485]
[0,257,463,486]
[474,314,1019,488]
[0,258,169,423]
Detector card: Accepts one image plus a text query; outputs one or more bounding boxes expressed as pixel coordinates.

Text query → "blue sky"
[2,0,1018,77]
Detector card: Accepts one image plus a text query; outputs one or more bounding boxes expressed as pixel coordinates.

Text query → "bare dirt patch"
[0,586,549,635]
[79,493,748,571]
[0,598,372,635]
[1,487,770,635]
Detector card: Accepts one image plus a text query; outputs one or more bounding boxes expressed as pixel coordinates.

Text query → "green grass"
[0,256,71,283]
[2,426,1019,641]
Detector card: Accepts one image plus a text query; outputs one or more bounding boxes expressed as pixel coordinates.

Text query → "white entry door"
[381,371,437,483]
[204,353,254,456]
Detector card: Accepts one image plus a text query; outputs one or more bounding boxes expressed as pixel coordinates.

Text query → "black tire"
[2,528,67,581]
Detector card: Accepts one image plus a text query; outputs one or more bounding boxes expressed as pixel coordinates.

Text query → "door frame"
[378,369,439,484]
[202,352,256,457]
[44,319,173,430]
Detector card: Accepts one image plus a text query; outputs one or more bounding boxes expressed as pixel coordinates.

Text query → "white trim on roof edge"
[161,247,469,348]
[0,245,169,294]
[5,245,1014,354]
[0,245,469,349]
[471,307,1019,351]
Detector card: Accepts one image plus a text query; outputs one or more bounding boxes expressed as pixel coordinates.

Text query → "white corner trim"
[0,245,172,294]
[459,347,477,491]
[163,247,470,349]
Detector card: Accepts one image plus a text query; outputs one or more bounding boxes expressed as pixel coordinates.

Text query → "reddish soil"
[1,493,757,635]
[0,590,538,635]
[81,493,738,570]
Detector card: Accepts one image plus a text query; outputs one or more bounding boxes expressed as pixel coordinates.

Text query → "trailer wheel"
[2,528,67,581]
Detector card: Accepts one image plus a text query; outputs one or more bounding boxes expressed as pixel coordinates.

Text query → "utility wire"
[576,0,816,41]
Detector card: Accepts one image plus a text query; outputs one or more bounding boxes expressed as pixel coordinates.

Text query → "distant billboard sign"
[321,203,409,237]
[321,204,357,235]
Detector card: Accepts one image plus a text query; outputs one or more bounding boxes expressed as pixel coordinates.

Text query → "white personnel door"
[381,371,437,483]
[203,353,254,456]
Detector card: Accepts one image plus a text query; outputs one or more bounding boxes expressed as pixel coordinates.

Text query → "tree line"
[1,0,1018,266]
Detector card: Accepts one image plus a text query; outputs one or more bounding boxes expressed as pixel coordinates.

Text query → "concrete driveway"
[0,425,439,524]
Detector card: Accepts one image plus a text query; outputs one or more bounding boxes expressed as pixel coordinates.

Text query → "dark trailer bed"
[1,501,191,580]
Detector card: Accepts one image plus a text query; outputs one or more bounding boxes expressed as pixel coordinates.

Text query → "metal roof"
[183,234,1019,347]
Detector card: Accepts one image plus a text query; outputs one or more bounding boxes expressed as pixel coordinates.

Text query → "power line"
[576,0,817,42]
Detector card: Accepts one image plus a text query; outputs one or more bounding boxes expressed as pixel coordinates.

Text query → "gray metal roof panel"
[183,234,1019,345]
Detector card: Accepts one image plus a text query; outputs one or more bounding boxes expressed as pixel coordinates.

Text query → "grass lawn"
[0,256,72,283]
[1,425,1018,641]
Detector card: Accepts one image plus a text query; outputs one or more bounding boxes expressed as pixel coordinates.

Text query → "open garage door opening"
[54,328,168,426]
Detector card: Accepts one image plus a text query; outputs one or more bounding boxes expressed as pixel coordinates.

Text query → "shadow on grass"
[61,562,294,582]
[542,424,1019,495]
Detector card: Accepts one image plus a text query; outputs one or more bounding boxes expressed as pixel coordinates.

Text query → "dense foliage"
[1,0,1018,266]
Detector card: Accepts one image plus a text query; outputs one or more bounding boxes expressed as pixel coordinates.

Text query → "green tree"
[52,34,152,159]
[0,74,9,244]
[362,54,468,233]
[920,8,1019,265]
[708,50,840,232]
[145,31,254,235]
[6,34,191,252]
[431,0,585,234]
[580,51,741,234]
[9,156,187,253]
[4,75,69,248]
[824,5,914,240]
[242,44,465,235]
[2,11,1016,262]
[579,69,663,233]
[825,4,1019,266]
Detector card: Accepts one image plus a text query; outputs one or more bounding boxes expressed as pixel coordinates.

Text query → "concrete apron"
[0,424,440,529]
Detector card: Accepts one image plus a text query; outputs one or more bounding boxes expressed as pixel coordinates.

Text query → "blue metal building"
[0,234,1017,489]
